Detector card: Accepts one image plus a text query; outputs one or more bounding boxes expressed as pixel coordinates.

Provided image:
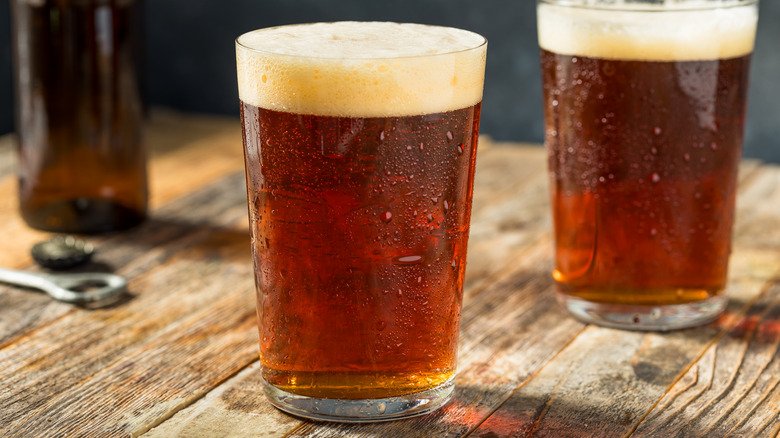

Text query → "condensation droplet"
[394,255,422,264]
[651,173,661,183]
[653,127,662,135]
[380,210,392,223]
[446,131,453,141]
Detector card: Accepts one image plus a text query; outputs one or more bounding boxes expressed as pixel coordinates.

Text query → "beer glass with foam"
[537,0,759,330]
[236,22,486,421]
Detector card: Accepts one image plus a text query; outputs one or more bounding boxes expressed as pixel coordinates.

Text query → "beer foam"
[236,22,486,117]
[538,2,758,61]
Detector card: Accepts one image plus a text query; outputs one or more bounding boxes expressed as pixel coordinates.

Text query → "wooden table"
[1,110,779,437]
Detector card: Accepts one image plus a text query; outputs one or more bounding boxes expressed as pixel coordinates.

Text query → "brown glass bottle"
[10,0,148,234]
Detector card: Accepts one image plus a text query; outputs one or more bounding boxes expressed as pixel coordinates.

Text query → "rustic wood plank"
[145,144,582,437]
[0,109,243,271]
[0,172,250,350]
[0,179,259,436]
[633,281,780,437]
[470,166,780,437]
[142,363,302,438]
[3,110,777,438]
[143,145,776,437]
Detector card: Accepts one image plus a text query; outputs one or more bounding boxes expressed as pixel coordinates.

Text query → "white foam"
[236,22,486,117]
[538,2,757,61]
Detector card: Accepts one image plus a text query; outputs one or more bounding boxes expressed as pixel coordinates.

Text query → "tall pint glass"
[236,22,486,421]
[538,1,758,330]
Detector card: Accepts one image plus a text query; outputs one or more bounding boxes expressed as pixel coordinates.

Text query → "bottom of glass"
[263,375,455,422]
[557,292,727,331]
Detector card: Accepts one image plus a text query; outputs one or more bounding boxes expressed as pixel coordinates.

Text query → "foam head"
[236,22,487,117]
[538,2,758,61]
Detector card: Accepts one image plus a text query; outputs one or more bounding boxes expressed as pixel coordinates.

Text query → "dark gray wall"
[2,1,779,163]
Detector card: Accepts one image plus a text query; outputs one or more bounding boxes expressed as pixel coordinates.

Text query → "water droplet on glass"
[457,144,464,154]
[394,255,422,264]
[653,127,662,135]
[684,153,691,161]
[446,131,453,141]
[377,402,386,413]
[380,210,392,223]
[650,173,661,183]
[379,131,385,141]
[443,200,449,211]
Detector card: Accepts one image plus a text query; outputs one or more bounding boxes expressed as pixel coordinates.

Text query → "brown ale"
[538,1,758,329]
[11,0,147,233]
[241,102,480,399]
[237,21,486,420]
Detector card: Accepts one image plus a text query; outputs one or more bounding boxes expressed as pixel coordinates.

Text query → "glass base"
[263,376,455,422]
[557,292,727,331]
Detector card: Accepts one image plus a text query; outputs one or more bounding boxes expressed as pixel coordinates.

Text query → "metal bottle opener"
[0,268,127,306]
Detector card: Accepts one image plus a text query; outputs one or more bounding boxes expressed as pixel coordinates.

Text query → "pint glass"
[538,1,758,330]
[236,22,486,421]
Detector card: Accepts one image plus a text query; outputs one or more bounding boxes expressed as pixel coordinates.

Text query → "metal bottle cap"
[31,236,95,270]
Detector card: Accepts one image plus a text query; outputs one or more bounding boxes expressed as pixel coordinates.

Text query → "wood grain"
[0,173,258,437]
[470,165,780,438]
[1,112,778,438]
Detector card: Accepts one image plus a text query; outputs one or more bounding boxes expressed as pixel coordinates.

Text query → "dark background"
[1,1,778,162]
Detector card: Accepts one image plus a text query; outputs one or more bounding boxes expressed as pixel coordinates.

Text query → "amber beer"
[11,0,147,233]
[236,22,486,420]
[538,1,758,330]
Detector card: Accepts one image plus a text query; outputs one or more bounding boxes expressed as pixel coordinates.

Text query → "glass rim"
[537,0,759,12]
[235,21,487,62]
